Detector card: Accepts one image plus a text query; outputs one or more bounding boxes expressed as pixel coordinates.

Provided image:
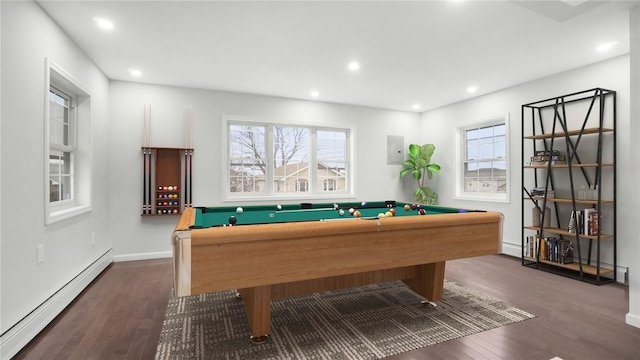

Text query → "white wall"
[108,81,421,260]
[0,2,111,357]
[626,6,640,329]
[420,55,631,276]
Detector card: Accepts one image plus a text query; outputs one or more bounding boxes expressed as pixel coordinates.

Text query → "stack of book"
[530,186,555,198]
[569,208,600,236]
[525,235,574,264]
[531,150,566,166]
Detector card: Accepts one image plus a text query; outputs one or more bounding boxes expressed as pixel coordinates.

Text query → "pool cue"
[277,207,337,213]
[184,150,188,208]
[188,150,193,207]
[142,148,147,214]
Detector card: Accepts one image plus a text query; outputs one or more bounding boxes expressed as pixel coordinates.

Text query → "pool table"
[172,201,503,342]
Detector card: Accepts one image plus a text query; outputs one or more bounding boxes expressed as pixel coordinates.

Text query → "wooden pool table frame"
[172,206,503,341]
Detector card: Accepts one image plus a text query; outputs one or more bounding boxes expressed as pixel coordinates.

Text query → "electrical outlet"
[91,232,96,246]
[37,245,44,263]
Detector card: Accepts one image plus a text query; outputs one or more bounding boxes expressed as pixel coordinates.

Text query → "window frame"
[223,115,356,202]
[44,58,93,224]
[454,113,510,203]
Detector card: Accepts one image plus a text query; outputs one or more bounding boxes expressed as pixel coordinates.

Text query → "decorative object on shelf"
[399,144,441,205]
[521,88,616,285]
[532,206,550,227]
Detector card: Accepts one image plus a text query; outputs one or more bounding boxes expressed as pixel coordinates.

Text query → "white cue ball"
[348,207,355,215]
[236,207,244,214]
[339,209,345,216]
[277,204,282,210]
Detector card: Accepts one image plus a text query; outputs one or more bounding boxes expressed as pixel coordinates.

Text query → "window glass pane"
[480,143,493,159]
[477,126,493,138]
[273,126,309,193]
[316,129,348,192]
[229,161,265,193]
[229,124,265,159]
[461,121,507,196]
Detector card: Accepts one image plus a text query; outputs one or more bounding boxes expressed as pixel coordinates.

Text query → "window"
[49,87,73,203]
[45,59,92,224]
[226,117,352,199]
[455,114,509,202]
[324,179,337,191]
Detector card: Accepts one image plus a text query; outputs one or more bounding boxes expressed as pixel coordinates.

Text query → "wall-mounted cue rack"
[141,147,194,216]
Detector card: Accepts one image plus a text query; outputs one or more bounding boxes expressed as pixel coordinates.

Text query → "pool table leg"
[402,261,446,304]
[237,286,271,343]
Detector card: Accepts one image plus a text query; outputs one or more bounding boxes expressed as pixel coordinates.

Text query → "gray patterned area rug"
[155,281,534,360]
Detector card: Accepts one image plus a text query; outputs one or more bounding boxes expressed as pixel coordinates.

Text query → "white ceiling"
[37,0,637,112]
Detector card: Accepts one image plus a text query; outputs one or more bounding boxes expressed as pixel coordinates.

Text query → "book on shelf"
[525,235,574,264]
[568,208,600,236]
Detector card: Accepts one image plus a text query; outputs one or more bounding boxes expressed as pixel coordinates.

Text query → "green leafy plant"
[399,144,441,205]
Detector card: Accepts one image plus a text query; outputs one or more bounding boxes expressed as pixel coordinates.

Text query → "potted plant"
[399,143,441,205]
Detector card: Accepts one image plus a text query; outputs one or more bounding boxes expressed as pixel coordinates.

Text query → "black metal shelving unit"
[521,88,616,285]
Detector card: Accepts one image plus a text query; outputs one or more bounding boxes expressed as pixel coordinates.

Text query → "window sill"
[46,204,92,225]
[454,194,510,204]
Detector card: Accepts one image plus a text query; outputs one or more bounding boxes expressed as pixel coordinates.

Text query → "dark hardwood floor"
[13,255,640,360]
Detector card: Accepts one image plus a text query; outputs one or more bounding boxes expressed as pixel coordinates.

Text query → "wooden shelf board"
[523,257,614,275]
[524,163,614,169]
[141,146,194,151]
[523,226,613,240]
[524,127,613,140]
[525,197,614,205]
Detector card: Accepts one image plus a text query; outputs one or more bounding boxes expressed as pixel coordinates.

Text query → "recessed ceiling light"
[129,68,142,77]
[596,41,619,52]
[412,104,421,110]
[310,90,319,98]
[92,16,114,30]
[348,61,360,71]
[467,86,478,94]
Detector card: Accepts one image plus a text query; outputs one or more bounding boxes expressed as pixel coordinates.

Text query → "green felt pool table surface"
[191,201,478,228]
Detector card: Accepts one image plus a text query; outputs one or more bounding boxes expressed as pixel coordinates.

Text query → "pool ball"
[158,186,163,190]
[353,210,361,218]
[459,209,467,213]
[276,204,282,210]
[173,185,178,190]
[229,216,237,225]
[403,204,411,211]
[168,186,173,190]
[163,186,168,190]
[410,204,417,210]
[378,212,386,218]
[339,209,345,216]
[236,207,244,214]
[361,201,367,207]
[349,208,355,215]
[385,211,393,217]
[418,208,426,215]
[333,203,339,210]
[389,209,396,216]
[173,209,178,214]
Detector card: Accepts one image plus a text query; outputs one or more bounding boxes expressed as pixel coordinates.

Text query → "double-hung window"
[48,87,74,204]
[456,114,509,202]
[226,117,353,199]
[45,59,92,224]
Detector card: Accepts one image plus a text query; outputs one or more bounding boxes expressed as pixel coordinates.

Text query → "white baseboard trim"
[0,249,113,360]
[501,242,522,257]
[626,312,640,329]
[113,251,172,262]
